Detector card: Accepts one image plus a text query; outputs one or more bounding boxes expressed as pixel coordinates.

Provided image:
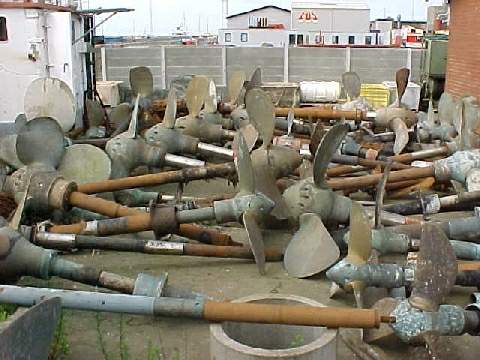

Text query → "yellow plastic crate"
[360,84,390,109]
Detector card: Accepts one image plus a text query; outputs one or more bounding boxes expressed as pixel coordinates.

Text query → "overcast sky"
[81,0,444,36]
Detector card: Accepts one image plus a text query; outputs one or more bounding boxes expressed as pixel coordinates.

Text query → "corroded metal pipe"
[34,233,283,261]
[65,192,233,245]
[382,146,452,163]
[77,163,236,195]
[332,154,411,170]
[0,285,394,329]
[275,107,365,121]
[327,166,435,191]
[203,301,393,328]
[327,161,411,178]
[51,193,273,240]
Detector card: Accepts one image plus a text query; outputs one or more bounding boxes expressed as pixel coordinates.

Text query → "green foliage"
[49,311,70,360]
[95,313,112,360]
[146,340,163,360]
[119,314,131,360]
[0,304,17,322]
[289,334,305,348]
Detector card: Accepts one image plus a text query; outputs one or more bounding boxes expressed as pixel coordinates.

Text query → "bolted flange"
[150,205,179,239]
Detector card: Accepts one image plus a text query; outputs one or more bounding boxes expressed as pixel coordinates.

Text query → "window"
[332,35,339,45]
[0,17,7,41]
[240,33,248,42]
[224,32,232,42]
[365,36,372,45]
[289,34,296,45]
[348,35,355,45]
[297,34,304,45]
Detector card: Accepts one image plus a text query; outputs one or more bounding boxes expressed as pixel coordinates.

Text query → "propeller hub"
[390,300,466,344]
[213,193,275,224]
[283,179,351,224]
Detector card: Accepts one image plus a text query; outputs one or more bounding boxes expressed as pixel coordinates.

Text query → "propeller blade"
[313,123,349,188]
[124,95,140,139]
[245,89,275,148]
[246,67,262,91]
[204,80,217,114]
[284,213,340,278]
[395,68,410,106]
[24,77,76,132]
[409,224,457,312]
[309,123,327,156]
[186,75,209,118]
[234,132,255,194]
[243,210,266,275]
[130,66,153,97]
[427,99,435,126]
[238,123,259,152]
[286,109,294,137]
[253,163,290,219]
[86,98,105,128]
[14,114,27,133]
[346,202,372,265]
[363,297,400,344]
[163,87,177,129]
[109,103,131,134]
[58,144,112,185]
[423,333,449,360]
[9,174,31,230]
[342,72,362,101]
[0,135,23,169]
[228,71,246,105]
[374,160,393,229]
[15,117,65,170]
[391,118,409,155]
[351,281,366,309]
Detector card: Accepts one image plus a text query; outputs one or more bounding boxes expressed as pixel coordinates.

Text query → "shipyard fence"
[96,45,423,91]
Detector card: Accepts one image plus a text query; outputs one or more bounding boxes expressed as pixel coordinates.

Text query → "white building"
[226,5,291,29]
[219,2,385,47]
[290,2,377,46]
[0,1,87,127]
[219,5,291,47]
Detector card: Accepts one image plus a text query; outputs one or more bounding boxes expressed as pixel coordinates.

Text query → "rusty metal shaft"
[35,233,282,261]
[203,301,394,328]
[63,192,233,246]
[328,156,411,177]
[384,146,451,164]
[77,163,236,195]
[275,107,365,121]
[327,166,435,191]
[0,285,394,329]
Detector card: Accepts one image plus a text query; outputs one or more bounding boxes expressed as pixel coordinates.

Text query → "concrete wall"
[350,48,409,83]
[98,45,423,91]
[227,47,284,83]
[289,47,346,82]
[226,7,291,29]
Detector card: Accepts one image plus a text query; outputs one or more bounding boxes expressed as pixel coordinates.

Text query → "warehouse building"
[218,2,385,47]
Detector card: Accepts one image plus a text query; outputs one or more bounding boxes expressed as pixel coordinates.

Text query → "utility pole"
[221,0,228,28]
[149,0,153,35]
